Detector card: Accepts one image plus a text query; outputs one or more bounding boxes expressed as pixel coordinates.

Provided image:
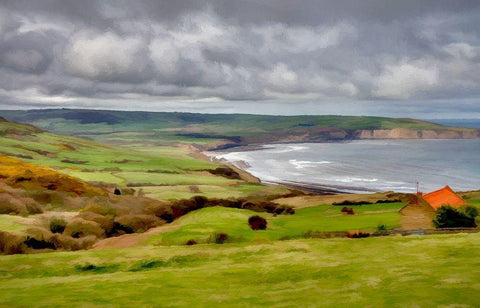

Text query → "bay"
[214,139,480,193]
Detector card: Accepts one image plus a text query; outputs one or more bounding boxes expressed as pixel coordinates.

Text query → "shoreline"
[265,180,378,195]
[202,146,374,195]
[206,137,480,153]
[202,139,480,195]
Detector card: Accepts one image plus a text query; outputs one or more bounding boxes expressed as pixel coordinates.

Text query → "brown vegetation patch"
[61,158,88,164]
[0,193,43,215]
[112,159,142,164]
[64,218,106,239]
[0,155,105,196]
[248,215,267,230]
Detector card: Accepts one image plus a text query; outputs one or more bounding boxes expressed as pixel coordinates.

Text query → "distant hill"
[1,109,479,149]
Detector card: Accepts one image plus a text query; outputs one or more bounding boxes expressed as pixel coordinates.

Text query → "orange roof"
[422,185,467,210]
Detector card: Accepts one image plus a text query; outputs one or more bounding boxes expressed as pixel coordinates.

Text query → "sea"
[213,139,480,193]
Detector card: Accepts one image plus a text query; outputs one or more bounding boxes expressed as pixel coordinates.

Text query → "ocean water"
[214,139,480,193]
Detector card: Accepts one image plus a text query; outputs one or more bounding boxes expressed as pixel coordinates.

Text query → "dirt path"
[91,223,180,250]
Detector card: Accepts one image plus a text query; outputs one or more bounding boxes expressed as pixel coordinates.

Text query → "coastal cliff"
[208,127,480,150]
[355,128,480,139]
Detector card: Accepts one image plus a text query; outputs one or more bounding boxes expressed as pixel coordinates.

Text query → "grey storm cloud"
[0,0,480,117]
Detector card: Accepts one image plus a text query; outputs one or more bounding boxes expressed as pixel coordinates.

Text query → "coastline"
[202,139,480,195]
[202,145,369,195]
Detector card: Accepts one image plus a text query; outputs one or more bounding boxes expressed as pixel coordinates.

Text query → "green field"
[0,118,282,201]
[1,111,480,307]
[146,204,404,246]
[2,109,474,148]
[0,233,479,307]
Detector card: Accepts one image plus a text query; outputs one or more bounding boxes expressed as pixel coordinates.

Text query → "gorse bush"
[433,205,479,228]
[49,218,67,234]
[248,215,267,230]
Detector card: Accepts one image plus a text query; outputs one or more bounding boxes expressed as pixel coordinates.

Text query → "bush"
[49,218,67,234]
[347,231,370,238]
[64,218,106,239]
[248,215,267,230]
[0,231,25,254]
[24,236,56,250]
[0,194,43,215]
[214,233,228,244]
[77,211,114,235]
[458,205,480,220]
[333,200,371,206]
[433,205,478,228]
[341,207,355,215]
[81,204,116,216]
[114,214,163,234]
[377,224,387,231]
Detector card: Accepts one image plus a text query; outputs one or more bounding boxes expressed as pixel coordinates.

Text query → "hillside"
[1,233,480,307]
[1,109,478,150]
[0,118,285,201]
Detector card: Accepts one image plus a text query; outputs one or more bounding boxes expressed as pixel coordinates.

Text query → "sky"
[0,0,480,118]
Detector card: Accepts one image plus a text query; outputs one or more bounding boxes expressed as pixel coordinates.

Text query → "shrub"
[214,233,228,244]
[248,215,267,230]
[341,207,355,215]
[347,231,370,238]
[24,236,56,250]
[114,214,163,233]
[0,195,42,215]
[333,200,371,206]
[49,218,67,234]
[81,204,116,216]
[458,205,480,219]
[377,224,387,231]
[433,205,478,228]
[77,211,114,235]
[0,231,25,254]
[51,234,82,251]
[64,218,106,239]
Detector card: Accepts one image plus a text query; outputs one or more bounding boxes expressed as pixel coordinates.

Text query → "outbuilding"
[399,185,468,229]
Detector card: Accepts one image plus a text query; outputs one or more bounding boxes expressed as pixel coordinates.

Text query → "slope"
[2,109,478,149]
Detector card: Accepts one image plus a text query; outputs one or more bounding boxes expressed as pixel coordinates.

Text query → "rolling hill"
[0,117,285,202]
[1,109,478,150]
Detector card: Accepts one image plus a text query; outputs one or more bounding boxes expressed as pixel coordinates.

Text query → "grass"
[0,233,479,307]
[146,203,405,246]
[0,215,30,232]
[0,119,283,201]
[142,183,286,200]
[3,109,473,149]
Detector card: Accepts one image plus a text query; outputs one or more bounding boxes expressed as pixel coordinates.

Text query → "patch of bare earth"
[91,222,180,250]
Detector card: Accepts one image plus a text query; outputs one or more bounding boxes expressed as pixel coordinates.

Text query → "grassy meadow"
[146,204,404,246]
[0,118,283,202]
[1,233,479,307]
[1,112,480,307]
[2,109,474,149]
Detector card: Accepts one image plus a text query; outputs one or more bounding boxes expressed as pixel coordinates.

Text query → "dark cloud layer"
[0,0,479,117]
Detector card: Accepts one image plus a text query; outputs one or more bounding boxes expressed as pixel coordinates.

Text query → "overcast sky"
[1,0,480,118]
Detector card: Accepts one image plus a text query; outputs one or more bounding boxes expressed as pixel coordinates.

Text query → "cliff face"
[356,128,480,139]
[207,127,480,150]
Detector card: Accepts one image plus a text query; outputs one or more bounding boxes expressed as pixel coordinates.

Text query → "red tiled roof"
[422,185,467,210]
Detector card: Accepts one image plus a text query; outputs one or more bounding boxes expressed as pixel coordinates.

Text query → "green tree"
[433,205,478,228]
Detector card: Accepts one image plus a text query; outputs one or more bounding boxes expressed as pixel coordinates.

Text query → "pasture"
[0,233,479,307]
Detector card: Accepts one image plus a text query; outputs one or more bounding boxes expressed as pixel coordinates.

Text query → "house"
[399,185,468,229]
[421,185,467,210]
